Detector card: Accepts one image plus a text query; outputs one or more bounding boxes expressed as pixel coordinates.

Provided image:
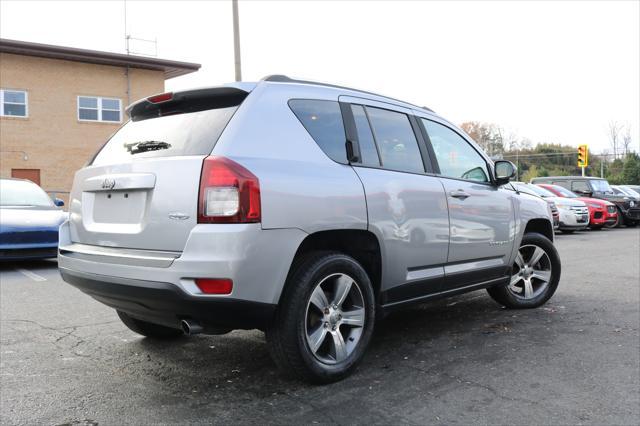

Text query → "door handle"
[449,190,470,199]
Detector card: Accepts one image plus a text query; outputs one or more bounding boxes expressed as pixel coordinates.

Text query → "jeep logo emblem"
[101,178,116,190]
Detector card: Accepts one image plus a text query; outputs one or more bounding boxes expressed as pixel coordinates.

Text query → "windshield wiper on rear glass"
[124,140,172,155]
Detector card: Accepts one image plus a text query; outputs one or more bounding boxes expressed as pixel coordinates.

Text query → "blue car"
[0,178,67,261]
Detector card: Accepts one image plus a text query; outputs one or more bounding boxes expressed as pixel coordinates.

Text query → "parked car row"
[511,175,640,233]
[531,176,640,227]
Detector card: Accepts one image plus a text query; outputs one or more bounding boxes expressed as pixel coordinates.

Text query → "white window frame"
[0,89,28,118]
[77,96,122,123]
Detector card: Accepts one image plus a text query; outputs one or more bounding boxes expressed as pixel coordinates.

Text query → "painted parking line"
[15,268,47,282]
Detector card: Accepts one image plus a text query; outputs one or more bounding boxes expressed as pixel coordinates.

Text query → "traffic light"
[577,145,588,167]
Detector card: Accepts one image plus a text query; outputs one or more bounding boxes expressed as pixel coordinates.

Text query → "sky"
[1,0,638,154]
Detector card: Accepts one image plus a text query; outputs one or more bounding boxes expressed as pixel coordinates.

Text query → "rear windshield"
[92,106,238,165]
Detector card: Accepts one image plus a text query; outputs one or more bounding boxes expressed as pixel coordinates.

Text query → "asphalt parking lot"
[1,228,639,425]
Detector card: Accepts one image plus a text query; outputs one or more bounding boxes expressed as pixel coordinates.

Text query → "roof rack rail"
[261,75,434,113]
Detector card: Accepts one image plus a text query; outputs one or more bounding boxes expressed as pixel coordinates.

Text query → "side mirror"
[54,198,65,207]
[494,160,517,185]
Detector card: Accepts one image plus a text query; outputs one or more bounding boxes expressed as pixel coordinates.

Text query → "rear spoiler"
[126,85,253,122]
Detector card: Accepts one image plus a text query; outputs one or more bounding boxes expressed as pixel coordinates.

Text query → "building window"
[78,96,121,122]
[0,89,28,117]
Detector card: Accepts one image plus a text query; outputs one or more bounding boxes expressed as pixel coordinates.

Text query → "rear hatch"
[68,86,250,252]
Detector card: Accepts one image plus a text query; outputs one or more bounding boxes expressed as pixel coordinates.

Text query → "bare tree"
[460,121,504,157]
[621,124,632,156]
[608,121,622,159]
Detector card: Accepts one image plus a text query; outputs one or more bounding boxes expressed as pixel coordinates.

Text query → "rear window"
[288,99,347,163]
[92,106,238,165]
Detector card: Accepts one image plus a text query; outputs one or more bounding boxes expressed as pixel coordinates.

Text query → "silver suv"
[59,76,561,383]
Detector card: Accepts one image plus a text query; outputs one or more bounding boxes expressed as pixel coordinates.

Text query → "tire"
[614,207,624,228]
[266,252,375,384]
[117,310,184,339]
[487,232,561,309]
[605,213,619,228]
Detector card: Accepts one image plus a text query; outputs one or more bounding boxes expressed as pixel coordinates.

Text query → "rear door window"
[571,181,591,193]
[289,99,347,163]
[364,107,424,173]
[350,105,380,167]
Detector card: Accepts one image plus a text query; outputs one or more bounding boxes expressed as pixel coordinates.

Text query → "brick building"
[0,38,200,202]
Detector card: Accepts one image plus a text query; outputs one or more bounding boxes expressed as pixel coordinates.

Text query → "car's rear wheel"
[117,311,184,339]
[487,232,561,309]
[266,252,375,383]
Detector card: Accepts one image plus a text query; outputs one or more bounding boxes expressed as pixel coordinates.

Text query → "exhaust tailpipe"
[181,319,203,335]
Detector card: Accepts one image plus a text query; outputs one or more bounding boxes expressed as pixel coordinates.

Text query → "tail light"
[198,156,261,223]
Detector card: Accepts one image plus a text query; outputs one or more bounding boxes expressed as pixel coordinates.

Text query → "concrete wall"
[0,53,165,202]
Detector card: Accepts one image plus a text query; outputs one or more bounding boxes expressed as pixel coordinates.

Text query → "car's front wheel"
[487,232,561,309]
[267,252,375,383]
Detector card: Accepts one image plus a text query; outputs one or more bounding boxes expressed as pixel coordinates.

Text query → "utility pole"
[232,0,242,81]
[124,0,131,106]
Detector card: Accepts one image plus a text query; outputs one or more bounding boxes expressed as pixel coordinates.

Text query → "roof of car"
[0,177,30,182]
[532,176,608,181]
[261,75,435,114]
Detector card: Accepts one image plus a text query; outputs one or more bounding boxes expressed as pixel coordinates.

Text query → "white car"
[514,183,589,233]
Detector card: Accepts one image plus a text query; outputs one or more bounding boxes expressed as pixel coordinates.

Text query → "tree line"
[459,121,640,185]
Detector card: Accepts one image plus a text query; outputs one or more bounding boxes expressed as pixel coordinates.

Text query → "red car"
[537,184,618,229]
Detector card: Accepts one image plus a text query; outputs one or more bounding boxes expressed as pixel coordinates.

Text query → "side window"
[350,105,380,167]
[0,89,28,117]
[78,96,122,123]
[365,107,424,173]
[422,119,489,183]
[553,181,571,190]
[289,99,347,163]
[571,181,590,192]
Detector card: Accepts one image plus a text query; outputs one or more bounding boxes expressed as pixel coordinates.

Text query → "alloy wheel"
[304,273,366,365]
[508,244,553,299]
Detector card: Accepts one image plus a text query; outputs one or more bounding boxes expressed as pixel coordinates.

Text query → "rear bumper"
[58,221,307,329]
[60,267,276,331]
